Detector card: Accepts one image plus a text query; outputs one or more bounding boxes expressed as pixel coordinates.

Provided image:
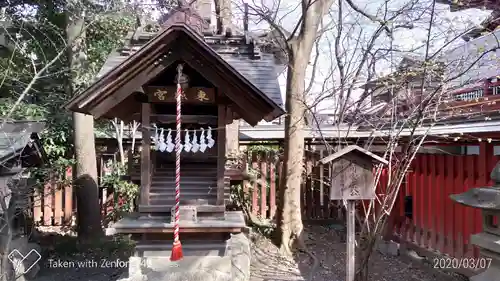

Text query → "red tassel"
[170,241,184,261]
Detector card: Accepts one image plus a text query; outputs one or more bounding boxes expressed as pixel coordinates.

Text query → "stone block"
[171,205,197,223]
[230,233,251,281]
[126,234,251,281]
[377,240,400,256]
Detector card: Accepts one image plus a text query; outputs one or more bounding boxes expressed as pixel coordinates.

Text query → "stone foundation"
[111,210,250,281]
[122,233,250,281]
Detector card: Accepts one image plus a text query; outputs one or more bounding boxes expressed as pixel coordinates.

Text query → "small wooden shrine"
[64,2,284,279]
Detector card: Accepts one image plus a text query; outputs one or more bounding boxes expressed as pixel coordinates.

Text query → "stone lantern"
[449,161,500,281]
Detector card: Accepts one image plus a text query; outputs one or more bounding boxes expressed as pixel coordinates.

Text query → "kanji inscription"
[329,159,375,200]
[196,90,210,102]
[153,89,168,101]
[146,86,214,104]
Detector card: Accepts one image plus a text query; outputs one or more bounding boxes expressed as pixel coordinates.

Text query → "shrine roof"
[0,121,46,165]
[318,145,388,166]
[92,22,284,115]
[64,20,286,125]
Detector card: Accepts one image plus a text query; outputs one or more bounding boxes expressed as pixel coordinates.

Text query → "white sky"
[128,0,493,118]
[226,0,489,117]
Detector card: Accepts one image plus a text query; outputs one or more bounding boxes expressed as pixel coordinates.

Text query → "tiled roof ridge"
[114,19,288,63]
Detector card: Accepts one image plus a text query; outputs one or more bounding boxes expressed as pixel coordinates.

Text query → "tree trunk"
[275,55,307,255]
[67,3,102,238]
[73,113,102,237]
[272,0,334,255]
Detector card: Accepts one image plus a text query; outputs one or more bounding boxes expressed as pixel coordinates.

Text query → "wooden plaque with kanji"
[319,145,388,200]
[330,159,374,200]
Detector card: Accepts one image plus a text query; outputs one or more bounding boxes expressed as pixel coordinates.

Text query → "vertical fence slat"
[429,154,438,251]
[410,160,418,243]
[252,152,259,215]
[313,156,322,219]
[465,155,475,257]
[43,181,53,225]
[33,187,42,225]
[422,155,430,249]
[64,167,73,225]
[418,155,425,248]
[261,153,268,218]
[54,181,62,226]
[445,155,454,256]
[305,153,313,219]
[269,153,276,219]
[456,155,465,258]
[437,154,445,253]
[319,149,325,218]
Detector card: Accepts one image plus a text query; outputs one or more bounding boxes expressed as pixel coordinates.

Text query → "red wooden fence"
[33,145,498,263]
[243,145,497,261]
[391,149,497,259]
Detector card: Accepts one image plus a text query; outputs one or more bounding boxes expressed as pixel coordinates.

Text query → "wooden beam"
[181,39,278,120]
[217,104,227,205]
[90,53,179,118]
[178,48,262,126]
[139,102,152,209]
[70,30,180,110]
[80,43,169,110]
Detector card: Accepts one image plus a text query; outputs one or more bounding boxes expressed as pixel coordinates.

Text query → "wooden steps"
[138,204,225,214]
[135,240,228,257]
[111,211,245,234]
[132,161,219,212]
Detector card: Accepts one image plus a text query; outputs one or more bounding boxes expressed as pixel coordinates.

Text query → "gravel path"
[31,224,468,281]
[250,223,467,281]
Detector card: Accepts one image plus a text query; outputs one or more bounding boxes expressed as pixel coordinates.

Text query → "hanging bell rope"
[170,63,184,262]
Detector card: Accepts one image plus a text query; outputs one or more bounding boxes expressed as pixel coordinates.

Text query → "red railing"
[34,144,498,265]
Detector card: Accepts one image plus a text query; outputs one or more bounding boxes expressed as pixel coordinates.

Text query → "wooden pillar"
[217,104,227,205]
[226,109,239,156]
[139,102,151,209]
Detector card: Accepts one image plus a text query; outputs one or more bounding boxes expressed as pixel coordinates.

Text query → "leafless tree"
[240,0,499,279]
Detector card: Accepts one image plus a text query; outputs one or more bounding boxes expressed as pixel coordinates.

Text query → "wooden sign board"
[318,145,388,281]
[330,159,375,200]
[145,86,215,104]
[319,145,388,201]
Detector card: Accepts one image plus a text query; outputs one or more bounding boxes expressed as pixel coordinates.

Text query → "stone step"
[152,172,217,177]
[150,186,216,192]
[151,180,217,186]
[132,170,218,176]
[148,198,217,206]
[135,240,228,257]
[150,187,215,193]
[138,204,225,214]
[149,191,216,197]
[151,175,217,180]
[127,233,250,281]
[154,165,217,169]
[128,256,232,279]
[131,175,217,182]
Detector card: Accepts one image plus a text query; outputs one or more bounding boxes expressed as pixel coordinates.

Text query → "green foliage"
[40,233,135,261]
[1,2,135,164]
[246,142,281,153]
[0,98,48,120]
[100,162,139,221]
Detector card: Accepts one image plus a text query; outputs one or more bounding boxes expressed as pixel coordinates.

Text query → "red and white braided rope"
[174,81,182,243]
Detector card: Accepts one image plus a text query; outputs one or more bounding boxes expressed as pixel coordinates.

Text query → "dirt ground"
[32,224,468,281]
[250,223,468,281]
